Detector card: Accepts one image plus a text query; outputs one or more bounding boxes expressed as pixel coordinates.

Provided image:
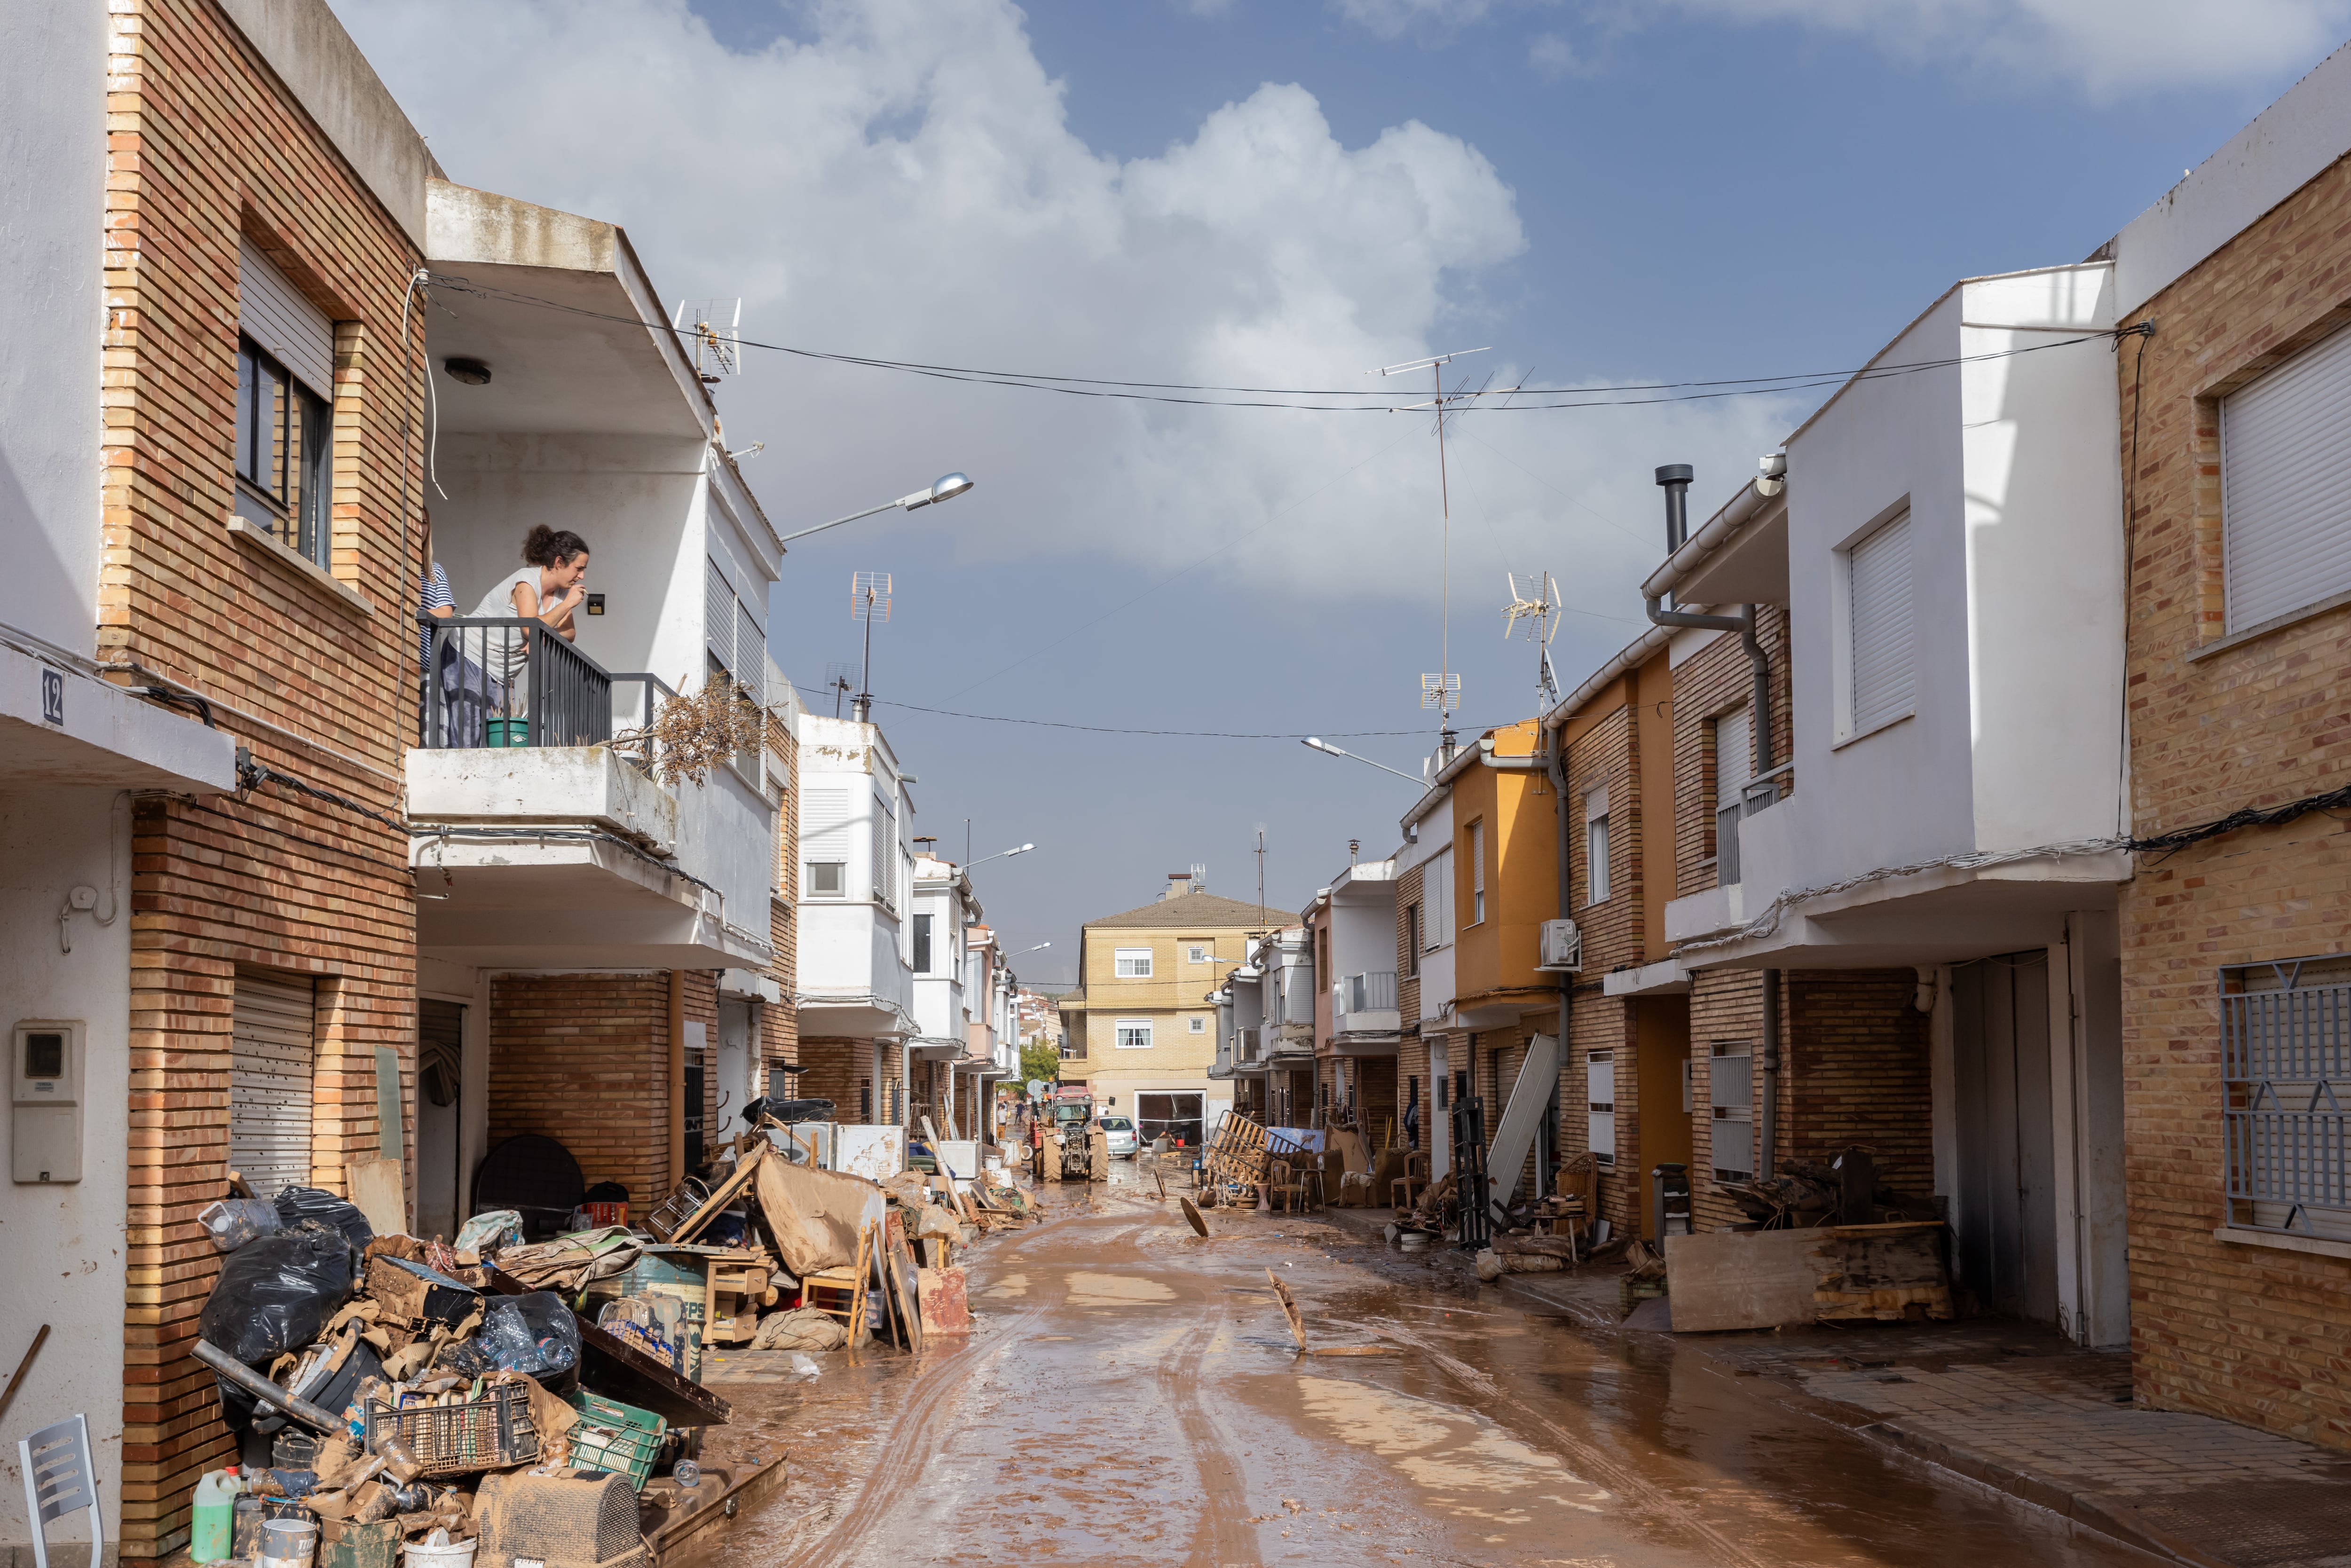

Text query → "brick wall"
[106,2,426,1555]
[488,975,670,1204]
[1565,706,1645,969]
[797,1037,863,1124]
[1688,969,1767,1232]
[1672,608,1794,898]
[1784,970,1932,1200]
[2116,143,2351,1450]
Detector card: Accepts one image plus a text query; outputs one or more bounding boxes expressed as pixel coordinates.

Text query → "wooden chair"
[1269,1158,1318,1213]
[1390,1150,1430,1213]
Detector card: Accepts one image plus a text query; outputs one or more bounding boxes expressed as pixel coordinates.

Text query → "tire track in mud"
[1160,1312,1255,1566]
[783,1303,1047,1568]
[1370,1320,1781,1568]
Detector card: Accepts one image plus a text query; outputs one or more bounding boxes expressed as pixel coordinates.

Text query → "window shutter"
[1714,707,1751,801]
[1848,510,1915,732]
[802,787,850,851]
[237,237,334,398]
[1586,1053,1616,1167]
[873,793,896,908]
[736,599,764,696]
[705,558,735,673]
[1709,1046,1754,1179]
[2222,326,2351,632]
[231,972,316,1199]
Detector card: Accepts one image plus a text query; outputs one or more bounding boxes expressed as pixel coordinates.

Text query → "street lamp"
[778,472,975,550]
[1021,941,1050,954]
[963,842,1035,872]
[1302,736,1425,786]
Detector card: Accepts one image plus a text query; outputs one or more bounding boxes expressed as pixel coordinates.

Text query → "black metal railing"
[1715,772,1788,886]
[422,617,672,769]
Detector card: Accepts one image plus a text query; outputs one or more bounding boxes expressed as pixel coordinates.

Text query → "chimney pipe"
[1656,463,1693,552]
[851,694,871,723]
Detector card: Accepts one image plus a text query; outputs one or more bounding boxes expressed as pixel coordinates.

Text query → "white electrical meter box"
[14,1021,84,1184]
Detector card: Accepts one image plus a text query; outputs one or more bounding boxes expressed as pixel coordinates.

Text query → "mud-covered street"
[693,1165,2154,1567]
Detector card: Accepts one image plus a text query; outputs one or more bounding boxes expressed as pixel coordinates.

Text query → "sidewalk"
[1317,1204,2351,1567]
[1674,1317,2351,1568]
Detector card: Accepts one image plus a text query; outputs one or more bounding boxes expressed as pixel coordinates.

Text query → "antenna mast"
[850,571,891,723]
[1378,347,1489,756]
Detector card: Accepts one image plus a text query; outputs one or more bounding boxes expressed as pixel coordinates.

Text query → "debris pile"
[187,1120,1040,1565]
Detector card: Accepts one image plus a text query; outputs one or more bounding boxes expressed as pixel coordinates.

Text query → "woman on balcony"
[463,525,591,740]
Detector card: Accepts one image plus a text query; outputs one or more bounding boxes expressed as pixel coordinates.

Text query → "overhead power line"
[421,271,2127,415]
[846,693,1502,740]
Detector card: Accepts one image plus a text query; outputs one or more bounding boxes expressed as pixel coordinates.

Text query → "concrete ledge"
[0,646,237,791]
[407,744,676,851]
[1603,959,1692,997]
[1665,882,1744,944]
[2211,1224,2351,1262]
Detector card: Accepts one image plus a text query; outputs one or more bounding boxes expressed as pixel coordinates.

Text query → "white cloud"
[1645,0,2351,96]
[340,0,1785,607]
[1329,0,1495,38]
[1526,30,1590,79]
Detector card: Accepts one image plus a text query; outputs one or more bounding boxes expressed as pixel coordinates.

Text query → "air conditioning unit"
[1537,919,1583,972]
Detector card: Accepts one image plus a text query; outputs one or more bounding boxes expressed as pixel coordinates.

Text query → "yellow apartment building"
[1058,881,1279,1147]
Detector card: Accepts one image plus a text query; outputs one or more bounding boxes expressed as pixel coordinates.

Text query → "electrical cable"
[855,696,1511,740]
[420,270,2130,414]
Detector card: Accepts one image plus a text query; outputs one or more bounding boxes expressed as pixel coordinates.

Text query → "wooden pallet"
[1203,1111,1270,1187]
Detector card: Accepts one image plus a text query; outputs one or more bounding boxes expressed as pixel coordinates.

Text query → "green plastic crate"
[565,1389,666,1492]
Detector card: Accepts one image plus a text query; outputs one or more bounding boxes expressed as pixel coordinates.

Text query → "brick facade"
[488,974,671,1205]
[2114,144,2351,1450]
[106,2,425,1555]
[1672,609,1793,898]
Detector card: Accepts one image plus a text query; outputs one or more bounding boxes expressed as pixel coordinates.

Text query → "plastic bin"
[362,1384,536,1477]
[563,1389,666,1492]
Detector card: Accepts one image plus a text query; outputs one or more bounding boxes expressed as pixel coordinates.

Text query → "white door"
[232,973,316,1199]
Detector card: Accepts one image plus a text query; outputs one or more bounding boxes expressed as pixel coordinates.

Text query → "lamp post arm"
[1302,738,1425,786]
[776,498,905,548]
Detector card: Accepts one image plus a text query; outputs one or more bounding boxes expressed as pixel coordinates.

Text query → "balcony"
[1712,773,1786,889]
[1332,972,1402,1042]
[406,620,766,969]
[1233,1027,1264,1071]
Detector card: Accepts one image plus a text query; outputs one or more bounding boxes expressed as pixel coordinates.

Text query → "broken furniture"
[1389,1151,1429,1213]
[17,1412,101,1568]
[1660,1220,1953,1331]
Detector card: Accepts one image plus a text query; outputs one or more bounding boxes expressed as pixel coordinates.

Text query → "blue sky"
[347,0,2345,980]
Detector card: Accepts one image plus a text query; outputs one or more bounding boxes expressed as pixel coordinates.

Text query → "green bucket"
[486,716,530,747]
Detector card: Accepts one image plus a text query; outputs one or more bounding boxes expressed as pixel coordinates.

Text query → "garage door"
[232,973,316,1199]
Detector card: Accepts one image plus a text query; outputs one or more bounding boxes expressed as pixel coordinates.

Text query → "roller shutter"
[2221,324,2351,633]
[237,237,334,398]
[1848,510,1914,733]
[231,973,316,1200]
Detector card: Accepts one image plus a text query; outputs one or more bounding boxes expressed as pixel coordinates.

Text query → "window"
[1317,926,1331,977]
[1188,1016,1207,1034]
[234,238,335,567]
[1186,943,1211,964]
[1846,509,1915,734]
[1423,849,1454,946]
[913,914,933,973]
[2222,954,2351,1241]
[1710,1042,1754,1181]
[1586,1050,1616,1166]
[1115,1019,1153,1051]
[806,861,846,898]
[703,558,767,784]
[2220,325,2351,633]
[233,336,331,564]
[872,792,897,910]
[1714,706,1751,882]
[1467,820,1486,925]
[1405,902,1422,975]
[1584,787,1611,905]
[1114,947,1153,978]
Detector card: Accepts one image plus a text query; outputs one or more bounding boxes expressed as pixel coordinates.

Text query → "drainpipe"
[1648,465,1780,1176]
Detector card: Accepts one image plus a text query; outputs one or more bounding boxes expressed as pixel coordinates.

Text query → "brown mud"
[692,1161,2158,1566]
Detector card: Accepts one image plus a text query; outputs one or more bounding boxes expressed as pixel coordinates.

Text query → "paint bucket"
[1398,1230,1432,1253]
[486,716,530,747]
[402,1528,479,1568]
[257,1515,316,1568]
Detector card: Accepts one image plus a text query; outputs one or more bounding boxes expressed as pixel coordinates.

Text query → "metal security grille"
[2223,955,2351,1242]
[232,972,316,1199]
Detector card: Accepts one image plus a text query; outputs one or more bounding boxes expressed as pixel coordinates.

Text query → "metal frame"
[2222,952,2351,1238]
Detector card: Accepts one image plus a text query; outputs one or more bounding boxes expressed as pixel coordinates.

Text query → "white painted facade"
[1321,860,1400,1044]
[792,713,916,1045]
[0,10,235,1550]
[1672,263,2132,968]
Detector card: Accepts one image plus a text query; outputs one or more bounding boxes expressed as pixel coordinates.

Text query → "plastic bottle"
[191,1467,241,1564]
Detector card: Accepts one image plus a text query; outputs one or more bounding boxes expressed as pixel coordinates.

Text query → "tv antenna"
[1376,346,1491,751]
[850,571,891,723]
[1502,570,1563,705]
[672,298,743,384]
[822,660,855,718]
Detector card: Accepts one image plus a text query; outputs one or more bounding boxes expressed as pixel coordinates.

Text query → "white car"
[1097,1115,1139,1158]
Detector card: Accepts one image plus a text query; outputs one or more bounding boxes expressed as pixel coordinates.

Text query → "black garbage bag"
[477,1292,581,1387]
[273,1186,374,1251]
[201,1228,359,1432]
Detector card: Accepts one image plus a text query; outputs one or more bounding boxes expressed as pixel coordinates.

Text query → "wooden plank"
[1266,1269,1306,1351]
[345,1157,405,1237]
[647,1454,791,1564]
[1660,1228,1824,1332]
[667,1143,766,1245]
